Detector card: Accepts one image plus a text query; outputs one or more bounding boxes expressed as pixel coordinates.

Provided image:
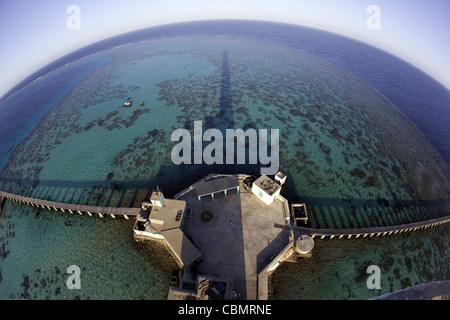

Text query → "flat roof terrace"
[180,178,290,300]
[148,199,186,233]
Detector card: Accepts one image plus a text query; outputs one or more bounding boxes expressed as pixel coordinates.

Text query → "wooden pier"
[0,190,139,218]
[2,186,448,239]
[275,214,450,239]
[2,182,450,301]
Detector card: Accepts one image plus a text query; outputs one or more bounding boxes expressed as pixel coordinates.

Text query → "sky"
[1,0,449,98]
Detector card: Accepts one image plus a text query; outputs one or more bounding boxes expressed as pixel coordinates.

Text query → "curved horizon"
[1,18,449,104]
[1,1,450,98]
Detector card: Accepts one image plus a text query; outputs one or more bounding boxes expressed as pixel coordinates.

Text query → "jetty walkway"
[275,214,450,239]
[2,187,449,233]
[0,190,139,219]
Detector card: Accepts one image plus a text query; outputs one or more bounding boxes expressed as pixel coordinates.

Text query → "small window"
[259,191,263,198]
[175,210,183,221]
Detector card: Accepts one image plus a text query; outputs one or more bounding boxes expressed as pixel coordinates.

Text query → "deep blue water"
[3,20,449,165]
[0,56,108,170]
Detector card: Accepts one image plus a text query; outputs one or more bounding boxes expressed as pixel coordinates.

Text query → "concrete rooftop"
[180,179,290,300]
[148,199,186,233]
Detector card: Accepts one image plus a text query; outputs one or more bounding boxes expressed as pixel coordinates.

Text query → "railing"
[275,214,450,239]
[0,190,140,218]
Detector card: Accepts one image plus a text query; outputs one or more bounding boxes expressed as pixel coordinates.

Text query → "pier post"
[77,210,83,215]
[87,211,92,217]
[110,214,116,219]
[98,213,104,218]
[124,215,129,220]
[68,209,73,214]
[61,208,65,212]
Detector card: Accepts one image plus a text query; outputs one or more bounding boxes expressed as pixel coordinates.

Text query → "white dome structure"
[295,234,315,255]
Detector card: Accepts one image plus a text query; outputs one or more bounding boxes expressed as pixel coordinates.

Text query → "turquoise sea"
[1,22,449,299]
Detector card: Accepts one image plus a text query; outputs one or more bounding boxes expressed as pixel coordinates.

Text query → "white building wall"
[133,229,165,240]
[252,183,279,205]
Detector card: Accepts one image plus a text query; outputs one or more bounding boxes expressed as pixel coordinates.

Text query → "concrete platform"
[180,180,290,300]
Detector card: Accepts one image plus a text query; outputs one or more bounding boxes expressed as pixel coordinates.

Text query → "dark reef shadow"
[1,49,449,231]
